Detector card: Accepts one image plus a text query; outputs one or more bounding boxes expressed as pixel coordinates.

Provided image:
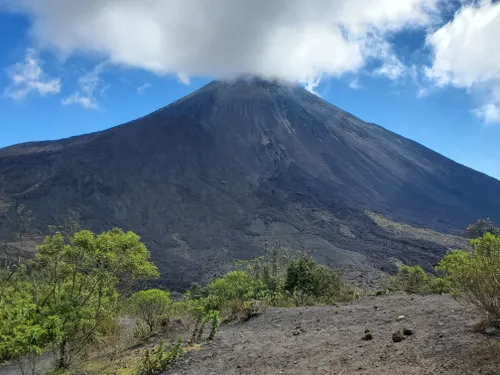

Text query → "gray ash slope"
[1,78,499,289]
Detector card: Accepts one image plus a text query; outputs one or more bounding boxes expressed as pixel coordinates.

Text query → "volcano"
[1,77,499,289]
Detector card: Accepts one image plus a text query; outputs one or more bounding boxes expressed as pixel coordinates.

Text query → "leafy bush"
[389,265,431,294]
[388,265,450,295]
[437,233,500,318]
[206,271,268,311]
[137,338,182,375]
[284,253,358,305]
[128,289,172,332]
[428,276,451,294]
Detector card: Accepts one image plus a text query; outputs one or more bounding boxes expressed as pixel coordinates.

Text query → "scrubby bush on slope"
[127,289,172,332]
[438,233,500,319]
[389,265,450,295]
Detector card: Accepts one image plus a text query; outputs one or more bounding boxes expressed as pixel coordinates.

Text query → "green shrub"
[203,310,220,340]
[437,233,500,318]
[389,265,431,294]
[137,338,182,375]
[206,271,268,311]
[428,277,451,294]
[388,265,451,295]
[127,289,172,332]
[284,253,358,305]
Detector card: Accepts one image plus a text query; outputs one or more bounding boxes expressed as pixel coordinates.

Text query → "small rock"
[362,332,373,341]
[392,330,406,343]
[397,315,405,321]
[236,364,242,369]
[292,331,300,336]
[403,328,414,336]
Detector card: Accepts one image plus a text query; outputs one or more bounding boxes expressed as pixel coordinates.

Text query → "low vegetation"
[3,215,500,374]
[388,265,450,295]
[437,233,500,320]
[0,226,358,375]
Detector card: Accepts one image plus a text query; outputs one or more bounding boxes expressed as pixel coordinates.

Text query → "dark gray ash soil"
[166,294,494,375]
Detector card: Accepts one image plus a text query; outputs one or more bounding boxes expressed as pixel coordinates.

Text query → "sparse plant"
[205,310,220,340]
[137,338,182,375]
[133,320,152,345]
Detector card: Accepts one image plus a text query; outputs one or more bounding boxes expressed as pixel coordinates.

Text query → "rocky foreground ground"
[166,294,497,375]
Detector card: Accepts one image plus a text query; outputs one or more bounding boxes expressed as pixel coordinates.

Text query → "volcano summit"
[1,77,499,288]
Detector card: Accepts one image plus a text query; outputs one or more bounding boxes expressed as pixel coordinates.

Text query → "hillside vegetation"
[1,217,500,374]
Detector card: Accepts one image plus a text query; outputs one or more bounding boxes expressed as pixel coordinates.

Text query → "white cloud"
[62,62,106,109]
[426,0,500,123]
[374,58,407,80]
[4,48,61,100]
[473,103,500,124]
[177,73,190,85]
[349,78,362,90]
[137,82,151,94]
[304,77,322,95]
[6,0,439,88]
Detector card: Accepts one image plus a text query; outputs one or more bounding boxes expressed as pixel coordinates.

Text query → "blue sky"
[1,0,500,180]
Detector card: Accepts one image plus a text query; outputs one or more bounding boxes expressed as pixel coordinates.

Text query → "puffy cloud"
[62,62,106,109]
[426,0,500,123]
[4,49,61,100]
[473,103,500,124]
[5,0,439,87]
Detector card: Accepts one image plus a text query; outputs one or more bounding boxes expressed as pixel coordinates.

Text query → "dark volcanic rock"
[1,77,499,289]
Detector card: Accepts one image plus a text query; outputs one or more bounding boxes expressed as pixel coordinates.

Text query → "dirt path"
[166,294,495,375]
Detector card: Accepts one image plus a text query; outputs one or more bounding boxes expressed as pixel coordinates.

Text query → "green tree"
[128,289,172,332]
[31,228,159,368]
[437,233,500,318]
[0,271,62,375]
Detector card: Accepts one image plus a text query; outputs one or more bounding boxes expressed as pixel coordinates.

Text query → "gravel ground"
[166,294,495,375]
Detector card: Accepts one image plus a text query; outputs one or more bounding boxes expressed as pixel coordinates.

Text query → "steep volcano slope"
[1,78,499,288]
